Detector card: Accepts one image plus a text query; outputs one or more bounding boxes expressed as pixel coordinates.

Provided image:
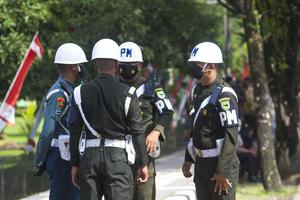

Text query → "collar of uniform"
[206,76,222,92]
[97,73,114,79]
[58,76,73,93]
[196,76,221,97]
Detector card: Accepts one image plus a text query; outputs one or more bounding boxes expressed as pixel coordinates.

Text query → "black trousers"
[79,147,133,200]
[194,156,239,200]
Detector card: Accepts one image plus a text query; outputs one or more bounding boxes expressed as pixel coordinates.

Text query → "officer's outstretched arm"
[153,87,174,141]
[68,96,84,167]
[34,92,65,169]
[127,94,148,167]
[216,92,239,178]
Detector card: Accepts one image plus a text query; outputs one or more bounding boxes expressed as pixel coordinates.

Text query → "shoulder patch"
[219,97,230,111]
[155,88,166,99]
[57,97,65,109]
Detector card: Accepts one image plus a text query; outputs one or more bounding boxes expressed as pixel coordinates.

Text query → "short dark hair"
[93,59,118,71]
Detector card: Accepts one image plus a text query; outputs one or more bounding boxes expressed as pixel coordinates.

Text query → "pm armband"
[154,88,174,114]
[218,95,239,127]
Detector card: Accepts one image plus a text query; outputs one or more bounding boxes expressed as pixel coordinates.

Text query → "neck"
[98,69,115,77]
[61,73,75,84]
[200,73,217,86]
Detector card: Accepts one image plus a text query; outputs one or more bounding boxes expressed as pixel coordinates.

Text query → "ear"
[71,64,78,71]
[138,63,143,70]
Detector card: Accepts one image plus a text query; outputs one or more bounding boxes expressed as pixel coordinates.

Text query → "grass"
[0,117,49,200]
[0,149,25,168]
[237,183,297,200]
[0,117,43,169]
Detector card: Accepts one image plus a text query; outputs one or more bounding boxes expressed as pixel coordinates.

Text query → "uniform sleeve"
[216,92,239,177]
[184,94,195,163]
[153,87,174,141]
[184,125,195,163]
[184,147,195,163]
[34,91,66,168]
[127,93,148,167]
[68,95,84,166]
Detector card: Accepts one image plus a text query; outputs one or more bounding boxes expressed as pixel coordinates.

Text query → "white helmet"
[119,41,143,62]
[188,42,223,63]
[54,43,87,64]
[91,38,120,61]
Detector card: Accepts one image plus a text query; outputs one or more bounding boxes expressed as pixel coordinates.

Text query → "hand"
[32,166,44,176]
[146,130,160,153]
[183,129,190,142]
[182,161,193,178]
[71,166,80,188]
[137,165,149,184]
[211,174,232,196]
[249,148,257,157]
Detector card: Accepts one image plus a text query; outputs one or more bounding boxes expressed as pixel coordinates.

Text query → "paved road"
[20,150,195,200]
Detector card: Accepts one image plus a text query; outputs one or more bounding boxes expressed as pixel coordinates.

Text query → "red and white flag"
[0,32,43,130]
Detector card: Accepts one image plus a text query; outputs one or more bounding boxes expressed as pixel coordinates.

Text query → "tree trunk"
[275,101,291,179]
[285,0,300,174]
[242,0,282,190]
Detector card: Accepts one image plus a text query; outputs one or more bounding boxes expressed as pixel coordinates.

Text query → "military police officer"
[68,39,149,200]
[118,41,174,200]
[182,42,240,200]
[34,43,87,200]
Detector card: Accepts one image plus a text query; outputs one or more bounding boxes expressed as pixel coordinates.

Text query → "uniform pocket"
[229,159,240,184]
[108,148,128,162]
[106,148,133,185]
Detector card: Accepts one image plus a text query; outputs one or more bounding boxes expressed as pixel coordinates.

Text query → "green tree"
[218,0,282,190]
[0,0,73,100]
[259,0,300,178]
[66,0,223,70]
[1,0,223,101]
[0,0,50,99]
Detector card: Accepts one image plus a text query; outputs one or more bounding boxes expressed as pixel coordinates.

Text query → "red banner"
[0,32,43,126]
[242,62,250,80]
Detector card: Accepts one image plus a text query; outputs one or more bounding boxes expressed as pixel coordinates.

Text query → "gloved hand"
[33,166,44,176]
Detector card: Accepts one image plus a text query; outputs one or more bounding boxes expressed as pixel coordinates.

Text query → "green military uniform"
[185,77,240,200]
[121,75,173,200]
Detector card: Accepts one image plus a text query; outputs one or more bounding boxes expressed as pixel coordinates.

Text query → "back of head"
[93,59,118,71]
[91,39,120,74]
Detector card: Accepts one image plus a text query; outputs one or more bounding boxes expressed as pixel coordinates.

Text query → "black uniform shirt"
[185,77,239,177]
[68,73,148,167]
